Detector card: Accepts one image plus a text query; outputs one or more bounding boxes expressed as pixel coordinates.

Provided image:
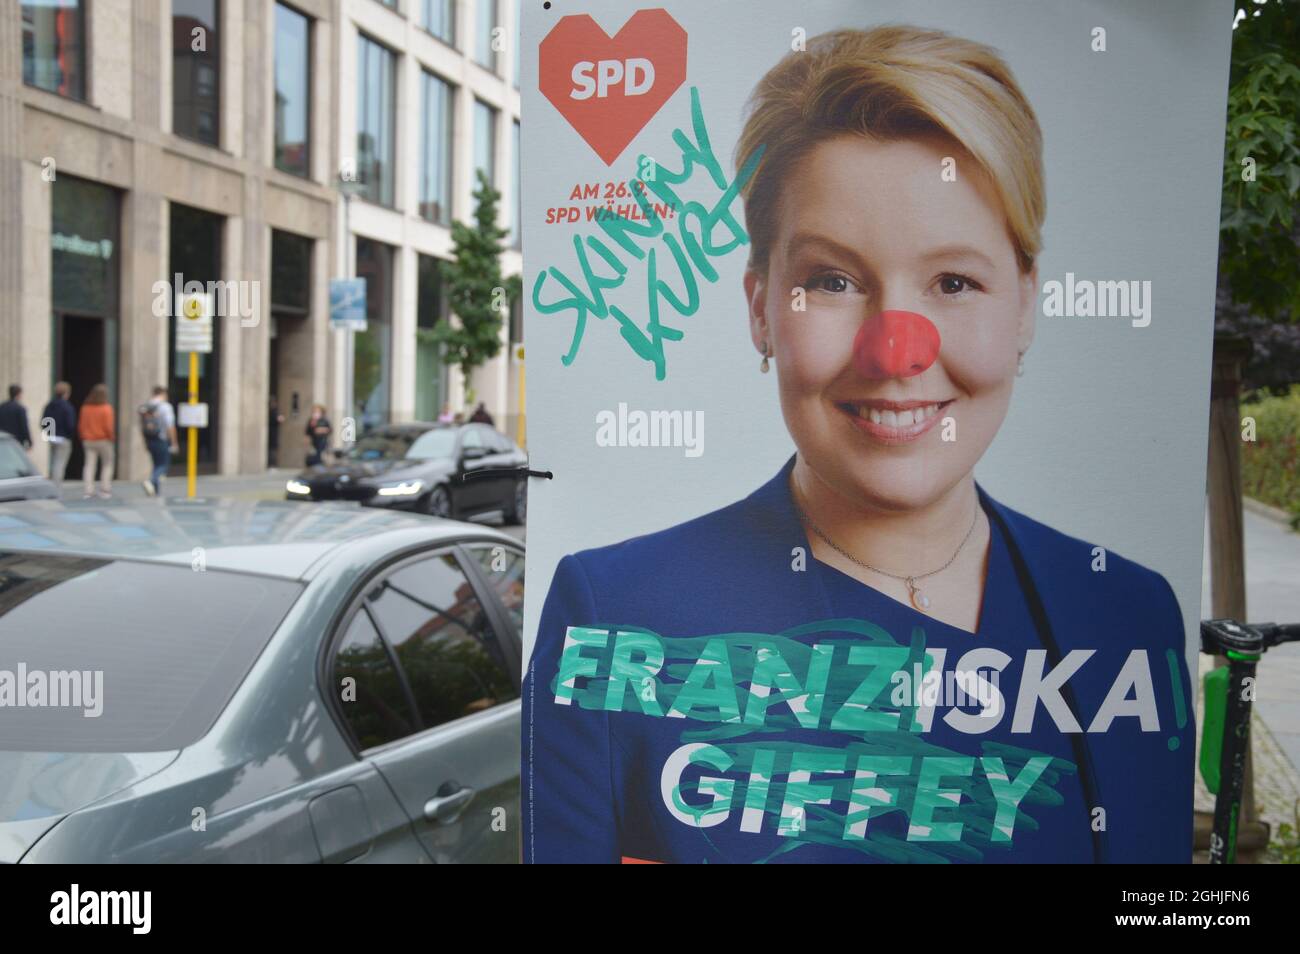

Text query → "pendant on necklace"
[906,577,931,612]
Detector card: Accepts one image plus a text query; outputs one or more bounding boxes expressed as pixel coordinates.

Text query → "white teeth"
[852,402,945,428]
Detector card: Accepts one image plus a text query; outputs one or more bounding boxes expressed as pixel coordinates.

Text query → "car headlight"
[285,479,311,495]
[376,479,425,497]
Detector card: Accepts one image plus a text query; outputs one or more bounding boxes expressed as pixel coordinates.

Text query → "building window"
[270,230,312,468]
[475,0,497,71]
[420,71,454,225]
[274,3,311,177]
[21,1,86,100]
[173,0,221,146]
[422,0,455,46]
[168,204,224,471]
[474,99,497,188]
[355,238,394,430]
[416,255,450,421]
[511,0,520,88]
[510,119,520,246]
[51,177,121,480]
[271,230,312,317]
[508,294,522,346]
[356,34,396,207]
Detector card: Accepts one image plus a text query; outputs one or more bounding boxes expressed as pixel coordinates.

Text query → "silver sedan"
[0,499,524,863]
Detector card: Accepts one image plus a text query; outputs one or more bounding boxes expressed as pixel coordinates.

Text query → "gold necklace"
[796,500,980,613]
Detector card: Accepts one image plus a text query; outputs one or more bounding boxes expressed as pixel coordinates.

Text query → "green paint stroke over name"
[550,618,1075,862]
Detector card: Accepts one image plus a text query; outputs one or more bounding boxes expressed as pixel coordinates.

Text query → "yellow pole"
[516,358,526,449]
[187,350,198,498]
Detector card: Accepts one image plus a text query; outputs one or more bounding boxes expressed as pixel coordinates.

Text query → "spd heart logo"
[539,9,688,166]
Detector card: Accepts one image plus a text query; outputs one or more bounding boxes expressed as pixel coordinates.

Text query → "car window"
[0,553,302,752]
[405,428,456,461]
[487,430,511,453]
[332,608,418,750]
[467,545,524,638]
[460,428,483,451]
[366,553,517,730]
[0,439,36,480]
[349,430,416,461]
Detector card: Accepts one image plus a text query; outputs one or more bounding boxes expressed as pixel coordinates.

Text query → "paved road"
[1202,508,1300,773]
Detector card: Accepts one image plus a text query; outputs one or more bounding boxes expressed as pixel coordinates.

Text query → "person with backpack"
[140,385,178,497]
[77,384,115,499]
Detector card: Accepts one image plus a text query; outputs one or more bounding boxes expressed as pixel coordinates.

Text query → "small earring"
[760,343,771,374]
[1016,351,1025,377]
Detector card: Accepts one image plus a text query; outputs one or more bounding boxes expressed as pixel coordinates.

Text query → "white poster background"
[519,0,1233,681]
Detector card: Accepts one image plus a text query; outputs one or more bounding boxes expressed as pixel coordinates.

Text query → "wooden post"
[1202,333,1270,861]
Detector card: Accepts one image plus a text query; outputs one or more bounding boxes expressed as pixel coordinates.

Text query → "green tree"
[426,170,518,399]
[1219,0,1300,321]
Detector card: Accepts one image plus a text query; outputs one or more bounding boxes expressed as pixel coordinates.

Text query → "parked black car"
[287,422,528,524]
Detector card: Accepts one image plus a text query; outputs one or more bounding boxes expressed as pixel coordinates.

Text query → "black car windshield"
[0,440,35,480]
[0,552,301,752]
[405,428,458,461]
[347,430,419,461]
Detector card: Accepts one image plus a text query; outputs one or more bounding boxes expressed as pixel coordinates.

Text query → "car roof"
[0,499,517,581]
[366,421,445,434]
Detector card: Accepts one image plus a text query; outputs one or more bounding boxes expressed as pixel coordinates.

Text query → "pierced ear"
[744,267,770,356]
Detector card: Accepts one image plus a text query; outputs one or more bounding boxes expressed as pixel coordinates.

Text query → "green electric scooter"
[1199,618,1300,863]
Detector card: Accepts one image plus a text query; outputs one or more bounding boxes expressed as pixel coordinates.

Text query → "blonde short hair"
[736,25,1044,273]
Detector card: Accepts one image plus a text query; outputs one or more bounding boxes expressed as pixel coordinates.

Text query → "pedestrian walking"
[469,402,495,426]
[41,381,77,484]
[139,386,178,497]
[0,384,32,448]
[77,384,116,499]
[437,402,455,424]
[305,404,331,466]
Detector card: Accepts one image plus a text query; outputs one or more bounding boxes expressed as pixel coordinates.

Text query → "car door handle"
[424,786,476,824]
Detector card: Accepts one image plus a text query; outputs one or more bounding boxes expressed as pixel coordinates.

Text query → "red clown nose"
[852,310,941,379]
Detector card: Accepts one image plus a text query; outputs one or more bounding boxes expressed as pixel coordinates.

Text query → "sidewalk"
[56,469,292,503]
[1199,504,1300,845]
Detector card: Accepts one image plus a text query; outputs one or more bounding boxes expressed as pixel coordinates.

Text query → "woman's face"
[745,134,1037,512]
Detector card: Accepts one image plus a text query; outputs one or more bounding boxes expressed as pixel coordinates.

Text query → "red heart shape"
[539,9,688,166]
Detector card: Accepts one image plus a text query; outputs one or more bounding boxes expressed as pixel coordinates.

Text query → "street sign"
[175,292,214,353]
[178,403,209,429]
[330,278,367,331]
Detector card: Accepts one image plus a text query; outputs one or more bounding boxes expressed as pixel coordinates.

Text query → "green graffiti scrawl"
[532,86,762,380]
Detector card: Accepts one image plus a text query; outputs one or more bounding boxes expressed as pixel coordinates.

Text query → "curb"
[1244,496,1296,527]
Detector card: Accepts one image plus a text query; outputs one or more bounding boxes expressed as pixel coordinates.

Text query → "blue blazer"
[523,456,1194,863]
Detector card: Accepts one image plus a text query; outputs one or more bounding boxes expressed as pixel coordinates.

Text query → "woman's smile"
[834,397,955,444]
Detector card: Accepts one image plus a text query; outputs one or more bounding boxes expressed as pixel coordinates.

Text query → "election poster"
[519,0,1233,863]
